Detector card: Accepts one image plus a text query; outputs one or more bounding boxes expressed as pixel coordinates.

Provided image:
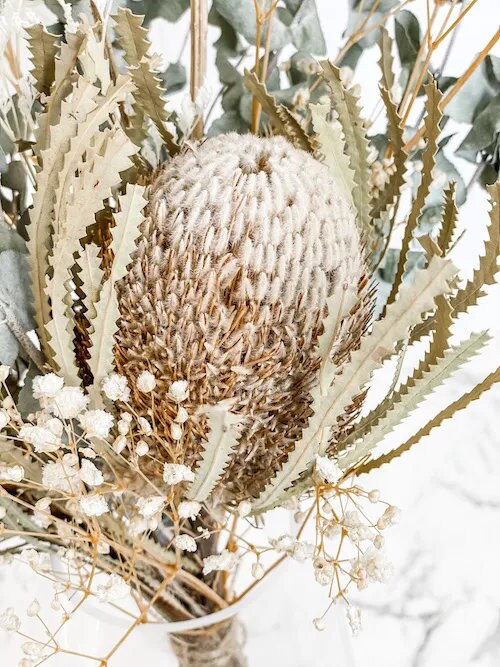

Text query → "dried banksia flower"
[116,133,365,500]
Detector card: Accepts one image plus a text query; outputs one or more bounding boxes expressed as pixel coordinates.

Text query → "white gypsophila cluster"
[136,370,156,393]
[178,500,202,519]
[78,409,114,439]
[315,455,343,485]
[350,548,393,590]
[32,373,64,399]
[0,409,9,429]
[0,464,24,482]
[21,548,50,573]
[202,550,239,575]
[269,534,315,562]
[173,534,197,552]
[94,573,129,603]
[79,460,104,487]
[0,607,21,631]
[48,386,89,419]
[101,373,131,402]
[136,496,165,518]
[19,423,62,453]
[79,494,108,517]
[41,454,80,494]
[168,380,189,403]
[163,463,195,485]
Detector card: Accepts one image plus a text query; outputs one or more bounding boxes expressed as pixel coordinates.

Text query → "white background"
[1,1,500,665]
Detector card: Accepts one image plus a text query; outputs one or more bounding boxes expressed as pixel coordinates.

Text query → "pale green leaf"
[187,401,242,501]
[311,102,355,208]
[253,254,457,512]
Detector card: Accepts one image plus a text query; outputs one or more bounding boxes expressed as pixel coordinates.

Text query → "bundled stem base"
[169,617,247,667]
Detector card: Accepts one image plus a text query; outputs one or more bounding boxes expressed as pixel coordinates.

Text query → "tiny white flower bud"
[136,371,156,393]
[251,562,264,579]
[136,440,149,456]
[237,500,252,518]
[171,423,183,440]
[169,380,189,403]
[175,406,189,423]
[26,599,40,617]
[313,617,325,632]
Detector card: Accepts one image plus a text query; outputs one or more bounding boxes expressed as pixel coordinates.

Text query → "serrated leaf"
[253,254,457,512]
[437,182,458,255]
[411,181,500,344]
[341,292,453,450]
[243,70,314,151]
[44,126,137,383]
[370,87,407,219]
[379,26,395,94]
[36,28,87,153]
[88,184,146,398]
[77,244,104,327]
[339,330,490,470]
[128,59,178,154]
[451,181,500,315]
[385,78,443,306]
[28,75,134,367]
[25,25,60,96]
[187,401,242,501]
[113,8,150,66]
[320,61,372,240]
[311,103,355,208]
[357,365,500,475]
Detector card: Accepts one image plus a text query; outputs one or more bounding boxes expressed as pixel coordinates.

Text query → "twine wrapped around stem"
[169,617,247,667]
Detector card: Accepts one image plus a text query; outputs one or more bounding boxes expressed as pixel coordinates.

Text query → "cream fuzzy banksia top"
[116,133,365,500]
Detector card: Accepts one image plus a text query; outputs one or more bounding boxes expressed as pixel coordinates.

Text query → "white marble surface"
[1,1,500,665]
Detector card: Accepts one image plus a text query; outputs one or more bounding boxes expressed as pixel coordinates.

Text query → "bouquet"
[0,1,498,665]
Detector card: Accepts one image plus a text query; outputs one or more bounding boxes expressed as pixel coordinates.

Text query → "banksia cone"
[116,133,366,501]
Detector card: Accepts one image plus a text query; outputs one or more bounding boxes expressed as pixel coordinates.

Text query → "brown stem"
[190,0,208,140]
[404,28,500,153]
[170,617,247,667]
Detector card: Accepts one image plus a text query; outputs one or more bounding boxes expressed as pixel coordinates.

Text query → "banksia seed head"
[116,133,366,500]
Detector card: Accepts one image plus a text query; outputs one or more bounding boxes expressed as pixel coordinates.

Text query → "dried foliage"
[0,2,499,665]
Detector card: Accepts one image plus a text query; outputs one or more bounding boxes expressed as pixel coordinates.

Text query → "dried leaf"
[339,330,490,470]
[311,102,355,208]
[370,87,407,219]
[379,26,395,94]
[28,75,133,365]
[253,254,457,512]
[357,364,500,475]
[187,401,242,501]
[451,181,500,315]
[88,184,147,398]
[128,59,178,154]
[27,78,100,362]
[437,181,458,255]
[320,61,372,240]
[113,8,150,66]
[77,244,104,328]
[243,70,314,151]
[36,28,87,153]
[45,126,136,382]
[25,25,60,96]
[386,78,443,306]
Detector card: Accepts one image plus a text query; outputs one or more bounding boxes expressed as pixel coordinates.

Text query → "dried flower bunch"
[0,1,499,665]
